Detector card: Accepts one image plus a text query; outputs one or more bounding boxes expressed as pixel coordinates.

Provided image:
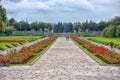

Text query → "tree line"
[0,5,120,37]
[102,16,120,37]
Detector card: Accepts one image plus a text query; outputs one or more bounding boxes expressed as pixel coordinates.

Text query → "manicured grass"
[0,36,43,50]
[0,36,40,40]
[84,37,120,49]
[72,39,107,65]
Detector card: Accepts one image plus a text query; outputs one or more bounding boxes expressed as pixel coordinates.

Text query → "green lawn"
[0,36,43,50]
[84,37,120,49]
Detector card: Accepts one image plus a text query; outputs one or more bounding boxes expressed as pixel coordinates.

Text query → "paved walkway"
[0,37,120,80]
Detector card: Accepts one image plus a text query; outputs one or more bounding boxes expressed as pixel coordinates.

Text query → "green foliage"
[54,22,73,33]
[13,22,21,30]
[0,5,7,33]
[108,16,120,26]
[88,20,97,31]
[81,20,89,32]
[116,25,120,37]
[73,22,81,32]
[33,33,45,37]
[0,5,7,23]
[63,22,73,32]
[46,23,54,31]
[0,21,6,33]
[19,20,31,31]
[8,18,16,26]
[5,26,16,35]
[54,22,64,33]
[97,21,108,31]
[13,33,27,36]
[30,22,54,31]
[102,16,120,38]
[102,25,116,37]
[83,34,96,37]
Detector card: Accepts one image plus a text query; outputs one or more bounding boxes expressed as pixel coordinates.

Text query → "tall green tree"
[97,21,108,31]
[8,18,16,26]
[0,5,7,33]
[38,22,46,31]
[46,23,53,31]
[81,20,89,32]
[13,22,21,31]
[0,5,7,23]
[0,21,6,33]
[54,22,64,33]
[73,22,81,33]
[63,22,73,32]
[88,20,97,31]
[116,25,120,37]
[102,16,120,37]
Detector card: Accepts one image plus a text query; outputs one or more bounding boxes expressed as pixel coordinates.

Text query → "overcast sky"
[1,0,120,23]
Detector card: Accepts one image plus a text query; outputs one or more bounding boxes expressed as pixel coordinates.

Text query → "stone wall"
[12,30,102,37]
[45,32,79,37]
[12,30,42,36]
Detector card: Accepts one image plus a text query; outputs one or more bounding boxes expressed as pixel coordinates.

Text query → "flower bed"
[86,37,120,49]
[0,37,56,65]
[0,36,42,50]
[71,36,120,64]
[0,40,25,42]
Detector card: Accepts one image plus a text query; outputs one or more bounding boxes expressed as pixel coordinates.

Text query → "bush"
[34,34,45,38]
[13,34,27,36]
[83,34,96,37]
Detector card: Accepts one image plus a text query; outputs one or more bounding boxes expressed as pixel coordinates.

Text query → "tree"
[18,20,30,31]
[88,20,97,31]
[63,22,73,32]
[8,18,16,26]
[116,25,120,37]
[108,16,120,26]
[54,22,64,33]
[13,22,21,31]
[97,21,108,31]
[38,22,46,32]
[102,25,116,37]
[73,22,81,33]
[30,22,39,31]
[102,16,120,37]
[46,23,53,31]
[0,5,7,33]
[81,20,89,32]
[5,26,16,35]
[0,5,7,23]
[0,21,6,33]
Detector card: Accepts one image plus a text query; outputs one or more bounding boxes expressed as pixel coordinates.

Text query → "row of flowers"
[0,40,25,42]
[71,35,120,64]
[0,37,56,64]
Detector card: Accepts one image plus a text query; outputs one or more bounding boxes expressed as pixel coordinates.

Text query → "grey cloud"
[3,0,120,22]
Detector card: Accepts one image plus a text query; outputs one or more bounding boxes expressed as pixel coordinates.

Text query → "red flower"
[118,59,120,63]
[0,58,11,63]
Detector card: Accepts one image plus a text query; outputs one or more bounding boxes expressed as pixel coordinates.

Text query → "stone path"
[0,37,120,80]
